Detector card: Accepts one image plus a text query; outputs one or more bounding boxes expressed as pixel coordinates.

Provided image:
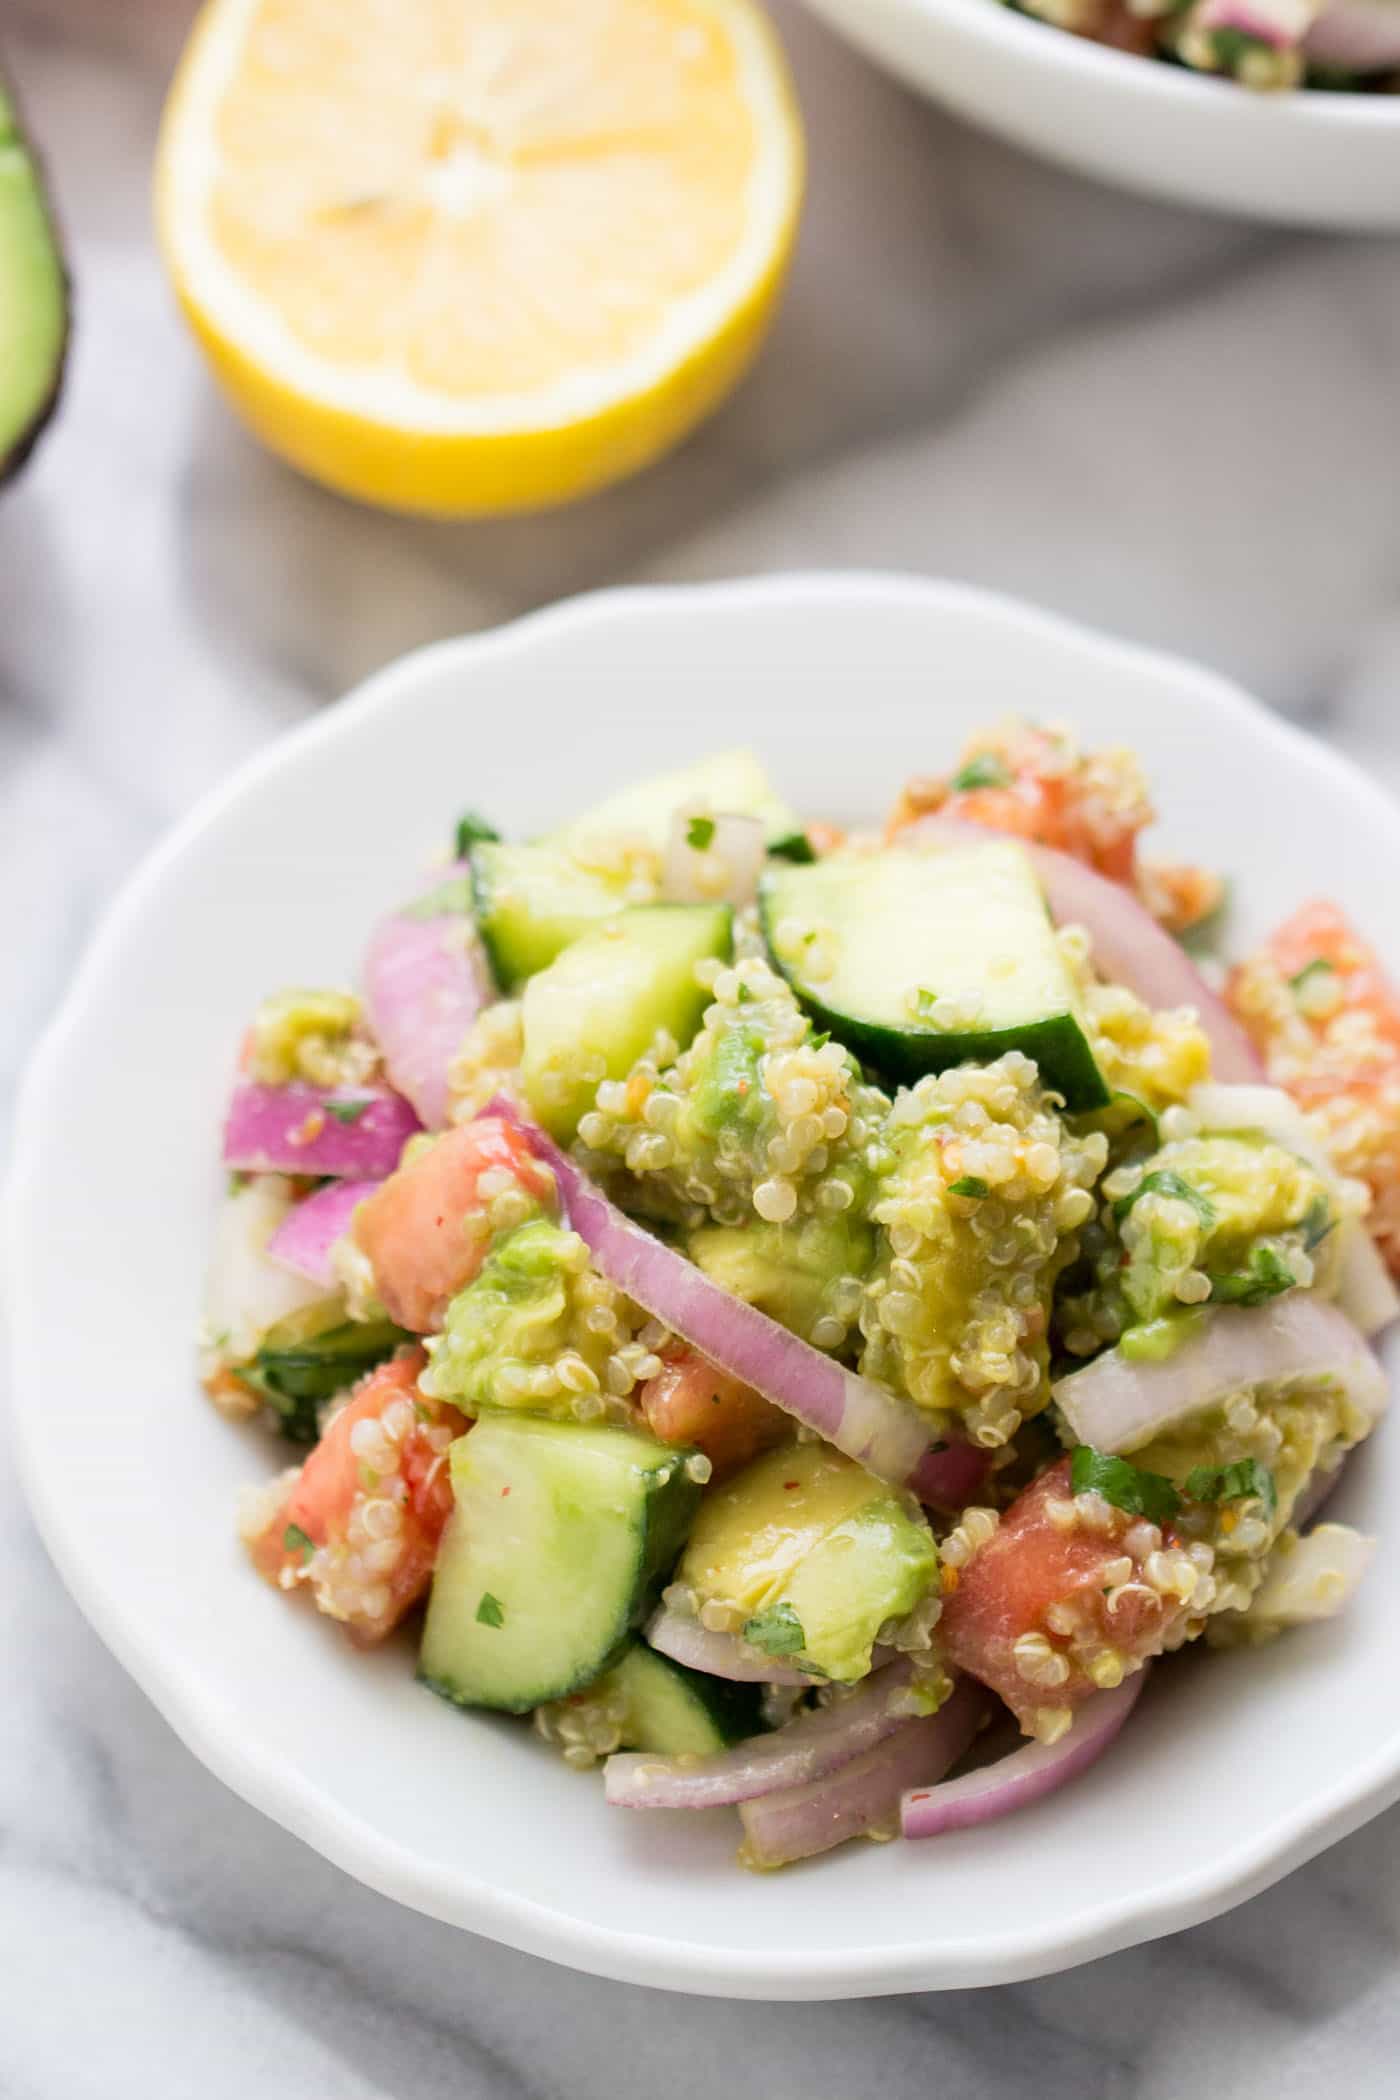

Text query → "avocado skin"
[0,61,70,486]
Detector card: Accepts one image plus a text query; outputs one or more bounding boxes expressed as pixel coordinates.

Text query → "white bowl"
[802,0,1400,228]
[9,573,1400,1998]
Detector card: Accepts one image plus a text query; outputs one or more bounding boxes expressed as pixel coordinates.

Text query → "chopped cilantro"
[1302,1195,1336,1252]
[742,1601,807,1658]
[686,815,717,851]
[949,1175,989,1199]
[1070,1446,1181,1525]
[325,1098,372,1126]
[809,1030,830,1051]
[476,1592,505,1628]
[1113,1169,1216,1230]
[768,831,815,864]
[454,811,500,856]
[282,1523,315,1564]
[913,987,939,1018]
[1184,1458,1277,1514]
[1208,1244,1296,1308]
[1290,958,1336,995]
[950,753,1011,793]
[737,982,754,1003]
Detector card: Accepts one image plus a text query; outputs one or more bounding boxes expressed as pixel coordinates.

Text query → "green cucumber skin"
[615,1645,764,1754]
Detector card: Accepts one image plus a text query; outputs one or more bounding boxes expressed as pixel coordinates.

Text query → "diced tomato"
[246,1348,468,1643]
[353,1115,555,1332]
[639,1346,789,1480]
[1228,901,1400,1271]
[939,1459,1196,1733]
[885,723,1152,885]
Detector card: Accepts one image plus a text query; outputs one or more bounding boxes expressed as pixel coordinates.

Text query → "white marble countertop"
[6,0,1400,2088]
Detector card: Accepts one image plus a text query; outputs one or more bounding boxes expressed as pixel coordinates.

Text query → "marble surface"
[5,0,1400,2088]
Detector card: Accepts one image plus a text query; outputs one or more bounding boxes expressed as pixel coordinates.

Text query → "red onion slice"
[910,816,1261,1084]
[645,1606,820,1686]
[605,1659,937,1810]
[266,1177,383,1290]
[739,1680,990,1868]
[902,1672,1145,1839]
[1246,1522,1374,1625]
[223,1081,420,1179]
[1194,0,1316,47]
[1306,1,1400,70]
[363,873,493,1131]
[486,1098,980,1502]
[1053,1296,1388,1458]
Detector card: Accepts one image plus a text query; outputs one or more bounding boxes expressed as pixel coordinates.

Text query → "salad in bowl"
[203,722,1395,1872]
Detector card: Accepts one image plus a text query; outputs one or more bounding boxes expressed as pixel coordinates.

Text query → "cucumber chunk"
[419,1416,701,1714]
[761,840,1109,1110]
[521,902,732,1141]
[470,842,633,988]
[592,1642,764,1754]
[232,1307,409,1442]
[556,749,810,860]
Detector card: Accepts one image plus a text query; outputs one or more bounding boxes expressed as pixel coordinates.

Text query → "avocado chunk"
[0,70,67,482]
[676,1441,937,1684]
[687,1213,874,1355]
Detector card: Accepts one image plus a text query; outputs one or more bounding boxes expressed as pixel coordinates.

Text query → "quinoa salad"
[1004,0,1400,95]
[204,725,1396,1870]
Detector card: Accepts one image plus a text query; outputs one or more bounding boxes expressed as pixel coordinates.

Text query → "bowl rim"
[813,0,1400,131]
[10,569,1400,1998]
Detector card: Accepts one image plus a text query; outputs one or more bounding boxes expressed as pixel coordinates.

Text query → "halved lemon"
[155,0,803,516]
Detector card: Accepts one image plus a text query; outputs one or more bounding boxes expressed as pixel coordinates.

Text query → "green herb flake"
[768,831,815,865]
[476,1592,506,1629]
[742,1601,807,1658]
[1113,1169,1216,1230]
[455,811,501,856]
[913,987,939,1019]
[282,1523,315,1564]
[737,982,754,1003]
[948,1175,990,1199]
[1208,1244,1296,1308]
[950,753,1012,793]
[1289,957,1336,995]
[809,1030,830,1051]
[1070,1446,1181,1525]
[686,815,717,851]
[1184,1458,1277,1515]
[325,1098,372,1126]
[1302,1194,1336,1252]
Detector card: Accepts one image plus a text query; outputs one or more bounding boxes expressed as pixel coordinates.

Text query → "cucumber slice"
[607,1642,763,1754]
[556,749,810,860]
[761,840,1110,1111]
[470,842,632,988]
[419,1416,701,1714]
[233,1308,409,1442]
[521,902,732,1141]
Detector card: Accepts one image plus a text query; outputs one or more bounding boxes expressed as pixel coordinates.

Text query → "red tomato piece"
[246,1348,468,1643]
[353,1115,555,1332]
[638,1346,789,1480]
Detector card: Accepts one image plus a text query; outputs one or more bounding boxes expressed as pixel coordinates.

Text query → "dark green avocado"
[0,63,68,484]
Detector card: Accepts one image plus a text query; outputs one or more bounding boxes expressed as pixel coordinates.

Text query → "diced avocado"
[0,71,67,484]
[233,1303,410,1441]
[544,1641,763,1758]
[556,749,810,860]
[760,841,1110,1110]
[419,1216,620,1419]
[470,842,636,988]
[245,987,362,1086]
[687,1213,874,1351]
[521,903,731,1141]
[677,1442,937,1684]
[1114,1133,1336,1326]
[419,1416,701,1713]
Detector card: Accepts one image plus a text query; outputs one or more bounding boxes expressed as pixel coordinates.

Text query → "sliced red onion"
[1188,1081,1398,1337]
[1245,1522,1374,1624]
[902,1672,1145,1840]
[486,1097,978,1502]
[606,1659,936,1810]
[1193,0,1317,47]
[266,1178,383,1290]
[911,816,1261,1084]
[1306,1,1400,71]
[362,872,493,1131]
[223,1080,420,1179]
[739,1680,990,1869]
[661,810,766,908]
[1053,1296,1388,1457]
[645,1606,819,1686]
[203,1177,337,1363]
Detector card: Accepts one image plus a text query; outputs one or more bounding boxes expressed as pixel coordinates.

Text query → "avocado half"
[0,63,68,484]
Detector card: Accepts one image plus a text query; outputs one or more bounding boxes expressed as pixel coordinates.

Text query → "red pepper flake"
[291,1110,326,1148]
[501,1484,512,1497]
[784,1480,800,1490]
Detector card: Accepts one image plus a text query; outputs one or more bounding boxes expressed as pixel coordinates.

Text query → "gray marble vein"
[5,0,1400,2090]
